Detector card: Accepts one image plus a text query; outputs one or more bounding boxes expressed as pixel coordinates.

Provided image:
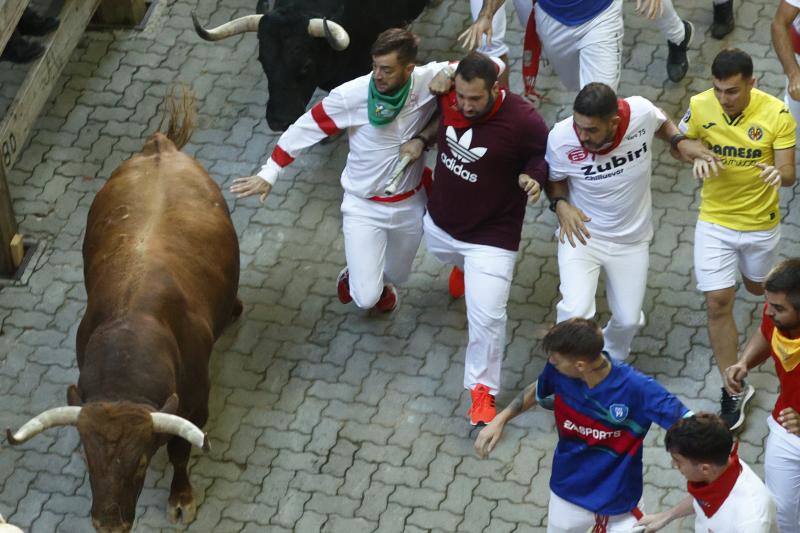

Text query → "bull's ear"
[160,394,179,415]
[67,385,83,406]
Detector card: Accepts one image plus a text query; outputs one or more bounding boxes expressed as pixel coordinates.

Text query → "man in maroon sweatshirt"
[423,52,549,425]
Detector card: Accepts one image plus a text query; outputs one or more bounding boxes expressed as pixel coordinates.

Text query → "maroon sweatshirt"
[427,90,549,251]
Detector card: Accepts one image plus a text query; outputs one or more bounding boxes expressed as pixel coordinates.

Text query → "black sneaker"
[667,20,693,82]
[17,8,60,36]
[711,0,734,40]
[0,33,44,64]
[719,383,754,431]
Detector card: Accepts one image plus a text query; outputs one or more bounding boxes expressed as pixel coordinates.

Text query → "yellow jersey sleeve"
[679,99,700,139]
[773,106,797,150]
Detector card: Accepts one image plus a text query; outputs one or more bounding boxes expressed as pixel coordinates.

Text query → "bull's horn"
[308,18,349,51]
[151,413,210,452]
[6,406,81,445]
[192,12,262,41]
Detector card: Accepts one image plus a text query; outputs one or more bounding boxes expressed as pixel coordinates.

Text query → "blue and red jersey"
[538,0,614,26]
[537,357,690,515]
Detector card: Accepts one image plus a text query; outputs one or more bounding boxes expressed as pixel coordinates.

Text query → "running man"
[637,413,774,532]
[475,318,692,532]
[679,48,797,430]
[546,82,715,362]
[771,0,800,134]
[231,29,443,313]
[724,259,800,532]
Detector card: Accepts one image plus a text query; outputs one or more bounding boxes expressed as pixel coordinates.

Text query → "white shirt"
[257,61,446,198]
[545,96,666,244]
[693,460,775,533]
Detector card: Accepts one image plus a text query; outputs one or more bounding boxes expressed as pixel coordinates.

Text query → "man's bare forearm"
[478,0,506,19]
[545,179,569,200]
[772,6,800,79]
[496,382,538,424]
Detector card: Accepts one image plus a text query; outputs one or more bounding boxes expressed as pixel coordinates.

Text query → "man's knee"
[705,289,735,320]
[350,279,383,309]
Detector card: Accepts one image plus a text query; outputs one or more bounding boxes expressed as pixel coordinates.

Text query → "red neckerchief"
[522,1,542,100]
[440,88,506,128]
[686,443,743,518]
[572,98,631,156]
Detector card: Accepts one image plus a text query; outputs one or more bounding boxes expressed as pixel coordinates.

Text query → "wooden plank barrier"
[0,0,104,275]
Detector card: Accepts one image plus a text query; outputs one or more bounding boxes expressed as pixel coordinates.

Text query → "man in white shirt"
[231,29,443,313]
[637,413,775,533]
[545,83,715,362]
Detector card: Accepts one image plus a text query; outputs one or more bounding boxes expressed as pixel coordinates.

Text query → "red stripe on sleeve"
[271,145,295,167]
[311,102,340,136]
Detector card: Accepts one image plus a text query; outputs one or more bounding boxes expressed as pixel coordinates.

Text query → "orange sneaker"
[449,266,465,299]
[373,285,398,312]
[468,384,496,426]
[337,267,352,304]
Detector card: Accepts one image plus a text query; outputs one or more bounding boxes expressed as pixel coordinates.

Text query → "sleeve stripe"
[311,102,341,136]
[271,145,295,167]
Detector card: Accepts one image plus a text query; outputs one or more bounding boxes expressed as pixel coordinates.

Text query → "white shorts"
[547,491,640,533]
[693,220,780,292]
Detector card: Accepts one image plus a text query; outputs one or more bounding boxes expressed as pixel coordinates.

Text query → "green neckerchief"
[368,75,413,126]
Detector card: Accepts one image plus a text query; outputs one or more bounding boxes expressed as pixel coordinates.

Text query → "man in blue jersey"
[475,318,692,532]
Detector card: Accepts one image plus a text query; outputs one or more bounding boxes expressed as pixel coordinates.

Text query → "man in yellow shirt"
[679,48,797,431]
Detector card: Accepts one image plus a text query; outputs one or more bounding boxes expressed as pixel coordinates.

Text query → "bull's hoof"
[167,494,197,525]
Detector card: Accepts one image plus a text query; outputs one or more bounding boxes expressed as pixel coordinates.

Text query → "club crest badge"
[609,403,629,422]
[567,147,589,162]
[748,126,763,141]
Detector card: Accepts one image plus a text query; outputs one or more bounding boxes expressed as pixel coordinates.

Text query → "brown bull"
[7,90,241,532]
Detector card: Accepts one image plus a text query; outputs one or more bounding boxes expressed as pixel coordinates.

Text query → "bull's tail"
[159,84,197,150]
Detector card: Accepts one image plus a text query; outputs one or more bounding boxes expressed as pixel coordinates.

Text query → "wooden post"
[0,0,103,275]
[94,0,146,26]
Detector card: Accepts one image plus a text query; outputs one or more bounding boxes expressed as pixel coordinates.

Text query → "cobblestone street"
[0,0,798,531]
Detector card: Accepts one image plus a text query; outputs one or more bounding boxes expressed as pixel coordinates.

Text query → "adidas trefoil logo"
[445,127,487,163]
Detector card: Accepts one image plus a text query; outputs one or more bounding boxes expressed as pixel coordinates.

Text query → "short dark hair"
[454,52,498,90]
[573,82,618,119]
[665,413,732,467]
[711,48,753,80]
[371,28,419,65]
[765,258,800,311]
[542,318,604,361]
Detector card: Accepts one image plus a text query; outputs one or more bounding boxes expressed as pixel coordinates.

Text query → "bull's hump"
[141,132,178,156]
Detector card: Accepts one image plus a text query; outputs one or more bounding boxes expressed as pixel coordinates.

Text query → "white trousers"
[556,236,650,361]
[547,491,639,533]
[423,214,517,395]
[534,0,624,91]
[654,0,685,44]
[766,415,800,533]
[470,0,509,57]
[340,191,426,308]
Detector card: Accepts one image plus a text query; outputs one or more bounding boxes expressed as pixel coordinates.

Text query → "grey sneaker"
[711,0,735,40]
[719,383,755,431]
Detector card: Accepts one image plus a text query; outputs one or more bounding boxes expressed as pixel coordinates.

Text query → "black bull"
[193,0,431,131]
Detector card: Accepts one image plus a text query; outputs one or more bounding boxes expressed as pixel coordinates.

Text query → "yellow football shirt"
[679,87,796,231]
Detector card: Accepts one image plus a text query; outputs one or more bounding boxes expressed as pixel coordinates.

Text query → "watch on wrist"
[670,133,687,151]
[548,196,567,213]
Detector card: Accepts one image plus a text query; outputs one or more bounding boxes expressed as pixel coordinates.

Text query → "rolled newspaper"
[383,155,413,196]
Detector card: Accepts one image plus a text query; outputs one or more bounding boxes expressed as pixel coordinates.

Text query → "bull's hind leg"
[167,437,197,524]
